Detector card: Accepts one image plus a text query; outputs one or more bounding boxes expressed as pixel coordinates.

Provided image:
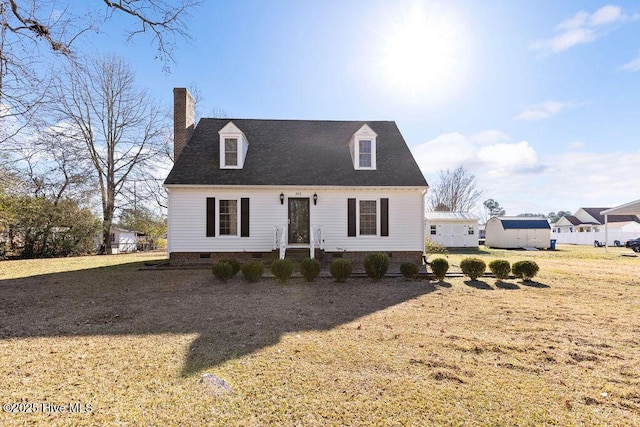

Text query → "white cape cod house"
[164,88,429,265]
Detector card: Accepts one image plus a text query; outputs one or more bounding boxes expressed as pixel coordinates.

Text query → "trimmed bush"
[424,238,449,257]
[212,261,234,283]
[460,257,486,280]
[400,262,420,279]
[330,258,352,283]
[241,262,264,282]
[220,258,242,276]
[364,252,389,281]
[271,259,294,283]
[300,258,321,282]
[488,259,511,280]
[512,260,540,281]
[430,258,449,282]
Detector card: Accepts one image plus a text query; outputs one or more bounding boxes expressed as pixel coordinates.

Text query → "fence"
[551,230,637,246]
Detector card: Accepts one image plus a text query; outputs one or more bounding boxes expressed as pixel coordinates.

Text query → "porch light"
[280,193,285,205]
[313,193,318,205]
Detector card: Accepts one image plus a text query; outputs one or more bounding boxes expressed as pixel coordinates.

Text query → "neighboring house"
[478,224,486,242]
[164,88,429,265]
[552,207,640,245]
[425,212,479,248]
[109,227,138,254]
[485,217,551,249]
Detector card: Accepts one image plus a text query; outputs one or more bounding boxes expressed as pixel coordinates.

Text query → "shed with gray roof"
[485,216,551,249]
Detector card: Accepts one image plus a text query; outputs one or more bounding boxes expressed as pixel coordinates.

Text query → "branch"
[7,0,71,54]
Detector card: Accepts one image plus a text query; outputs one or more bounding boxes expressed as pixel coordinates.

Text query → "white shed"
[425,212,479,248]
[110,227,138,253]
[485,217,551,249]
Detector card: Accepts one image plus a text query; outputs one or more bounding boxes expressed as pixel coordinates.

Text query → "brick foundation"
[169,251,275,265]
[324,251,423,266]
[169,250,423,266]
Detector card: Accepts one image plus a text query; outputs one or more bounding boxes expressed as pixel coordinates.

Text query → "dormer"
[349,124,377,170]
[219,121,249,169]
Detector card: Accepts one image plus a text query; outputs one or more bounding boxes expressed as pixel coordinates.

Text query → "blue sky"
[84,0,640,217]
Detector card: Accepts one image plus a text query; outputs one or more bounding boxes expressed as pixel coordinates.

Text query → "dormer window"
[219,121,249,169]
[350,124,377,170]
[359,140,372,168]
[224,138,238,167]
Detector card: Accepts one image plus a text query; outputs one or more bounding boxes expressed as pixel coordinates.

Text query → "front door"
[288,198,310,244]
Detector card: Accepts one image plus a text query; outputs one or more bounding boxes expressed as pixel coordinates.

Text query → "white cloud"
[532,4,638,54]
[568,141,585,150]
[469,129,511,145]
[589,5,625,26]
[412,130,640,216]
[621,52,640,71]
[515,101,576,121]
[411,130,541,176]
[477,141,538,167]
[411,132,477,173]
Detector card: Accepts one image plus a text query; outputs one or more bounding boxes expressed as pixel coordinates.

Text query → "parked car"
[625,237,640,252]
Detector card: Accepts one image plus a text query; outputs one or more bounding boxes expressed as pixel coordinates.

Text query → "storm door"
[288,198,310,244]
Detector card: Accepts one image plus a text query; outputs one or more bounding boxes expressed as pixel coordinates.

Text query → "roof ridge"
[199,118,396,123]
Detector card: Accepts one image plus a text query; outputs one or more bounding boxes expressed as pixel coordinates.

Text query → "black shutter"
[348,198,356,236]
[241,198,250,237]
[381,198,389,236]
[206,197,216,237]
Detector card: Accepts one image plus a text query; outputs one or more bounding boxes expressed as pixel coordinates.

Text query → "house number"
[296,192,302,196]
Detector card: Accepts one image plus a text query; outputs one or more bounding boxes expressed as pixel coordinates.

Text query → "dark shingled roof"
[563,215,583,226]
[500,219,550,229]
[581,208,640,225]
[165,119,428,187]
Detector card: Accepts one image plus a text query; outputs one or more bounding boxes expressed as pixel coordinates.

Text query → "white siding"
[167,187,425,254]
[425,220,478,248]
[113,230,137,253]
[485,218,550,249]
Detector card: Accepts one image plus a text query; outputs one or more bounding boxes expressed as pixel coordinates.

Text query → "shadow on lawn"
[495,280,520,290]
[464,280,493,290]
[520,280,550,288]
[0,262,437,377]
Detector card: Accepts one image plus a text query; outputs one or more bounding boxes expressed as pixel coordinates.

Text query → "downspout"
[421,188,427,263]
[605,214,608,252]
[166,187,171,257]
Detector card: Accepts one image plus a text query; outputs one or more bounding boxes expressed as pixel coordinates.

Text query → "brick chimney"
[173,87,195,161]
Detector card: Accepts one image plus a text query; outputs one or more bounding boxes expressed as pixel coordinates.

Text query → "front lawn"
[0,247,638,425]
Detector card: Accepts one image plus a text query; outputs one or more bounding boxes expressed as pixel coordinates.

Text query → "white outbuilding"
[485,216,551,249]
[425,212,479,248]
[110,227,138,253]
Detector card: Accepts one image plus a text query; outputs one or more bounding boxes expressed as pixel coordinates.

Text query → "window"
[348,198,388,237]
[430,225,437,235]
[110,233,115,243]
[206,197,249,237]
[359,140,372,168]
[219,122,249,169]
[351,125,377,170]
[359,200,377,235]
[468,226,474,235]
[224,138,238,167]
[219,200,238,235]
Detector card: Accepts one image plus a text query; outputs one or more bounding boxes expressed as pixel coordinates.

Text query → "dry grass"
[0,246,638,426]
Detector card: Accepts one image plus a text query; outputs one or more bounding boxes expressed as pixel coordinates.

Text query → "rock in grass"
[200,373,233,396]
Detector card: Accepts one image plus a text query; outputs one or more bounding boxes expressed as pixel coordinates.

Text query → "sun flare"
[375,3,470,106]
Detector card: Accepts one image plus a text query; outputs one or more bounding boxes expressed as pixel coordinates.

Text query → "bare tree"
[428,166,484,212]
[0,0,198,142]
[51,55,166,252]
[3,123,96,204]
